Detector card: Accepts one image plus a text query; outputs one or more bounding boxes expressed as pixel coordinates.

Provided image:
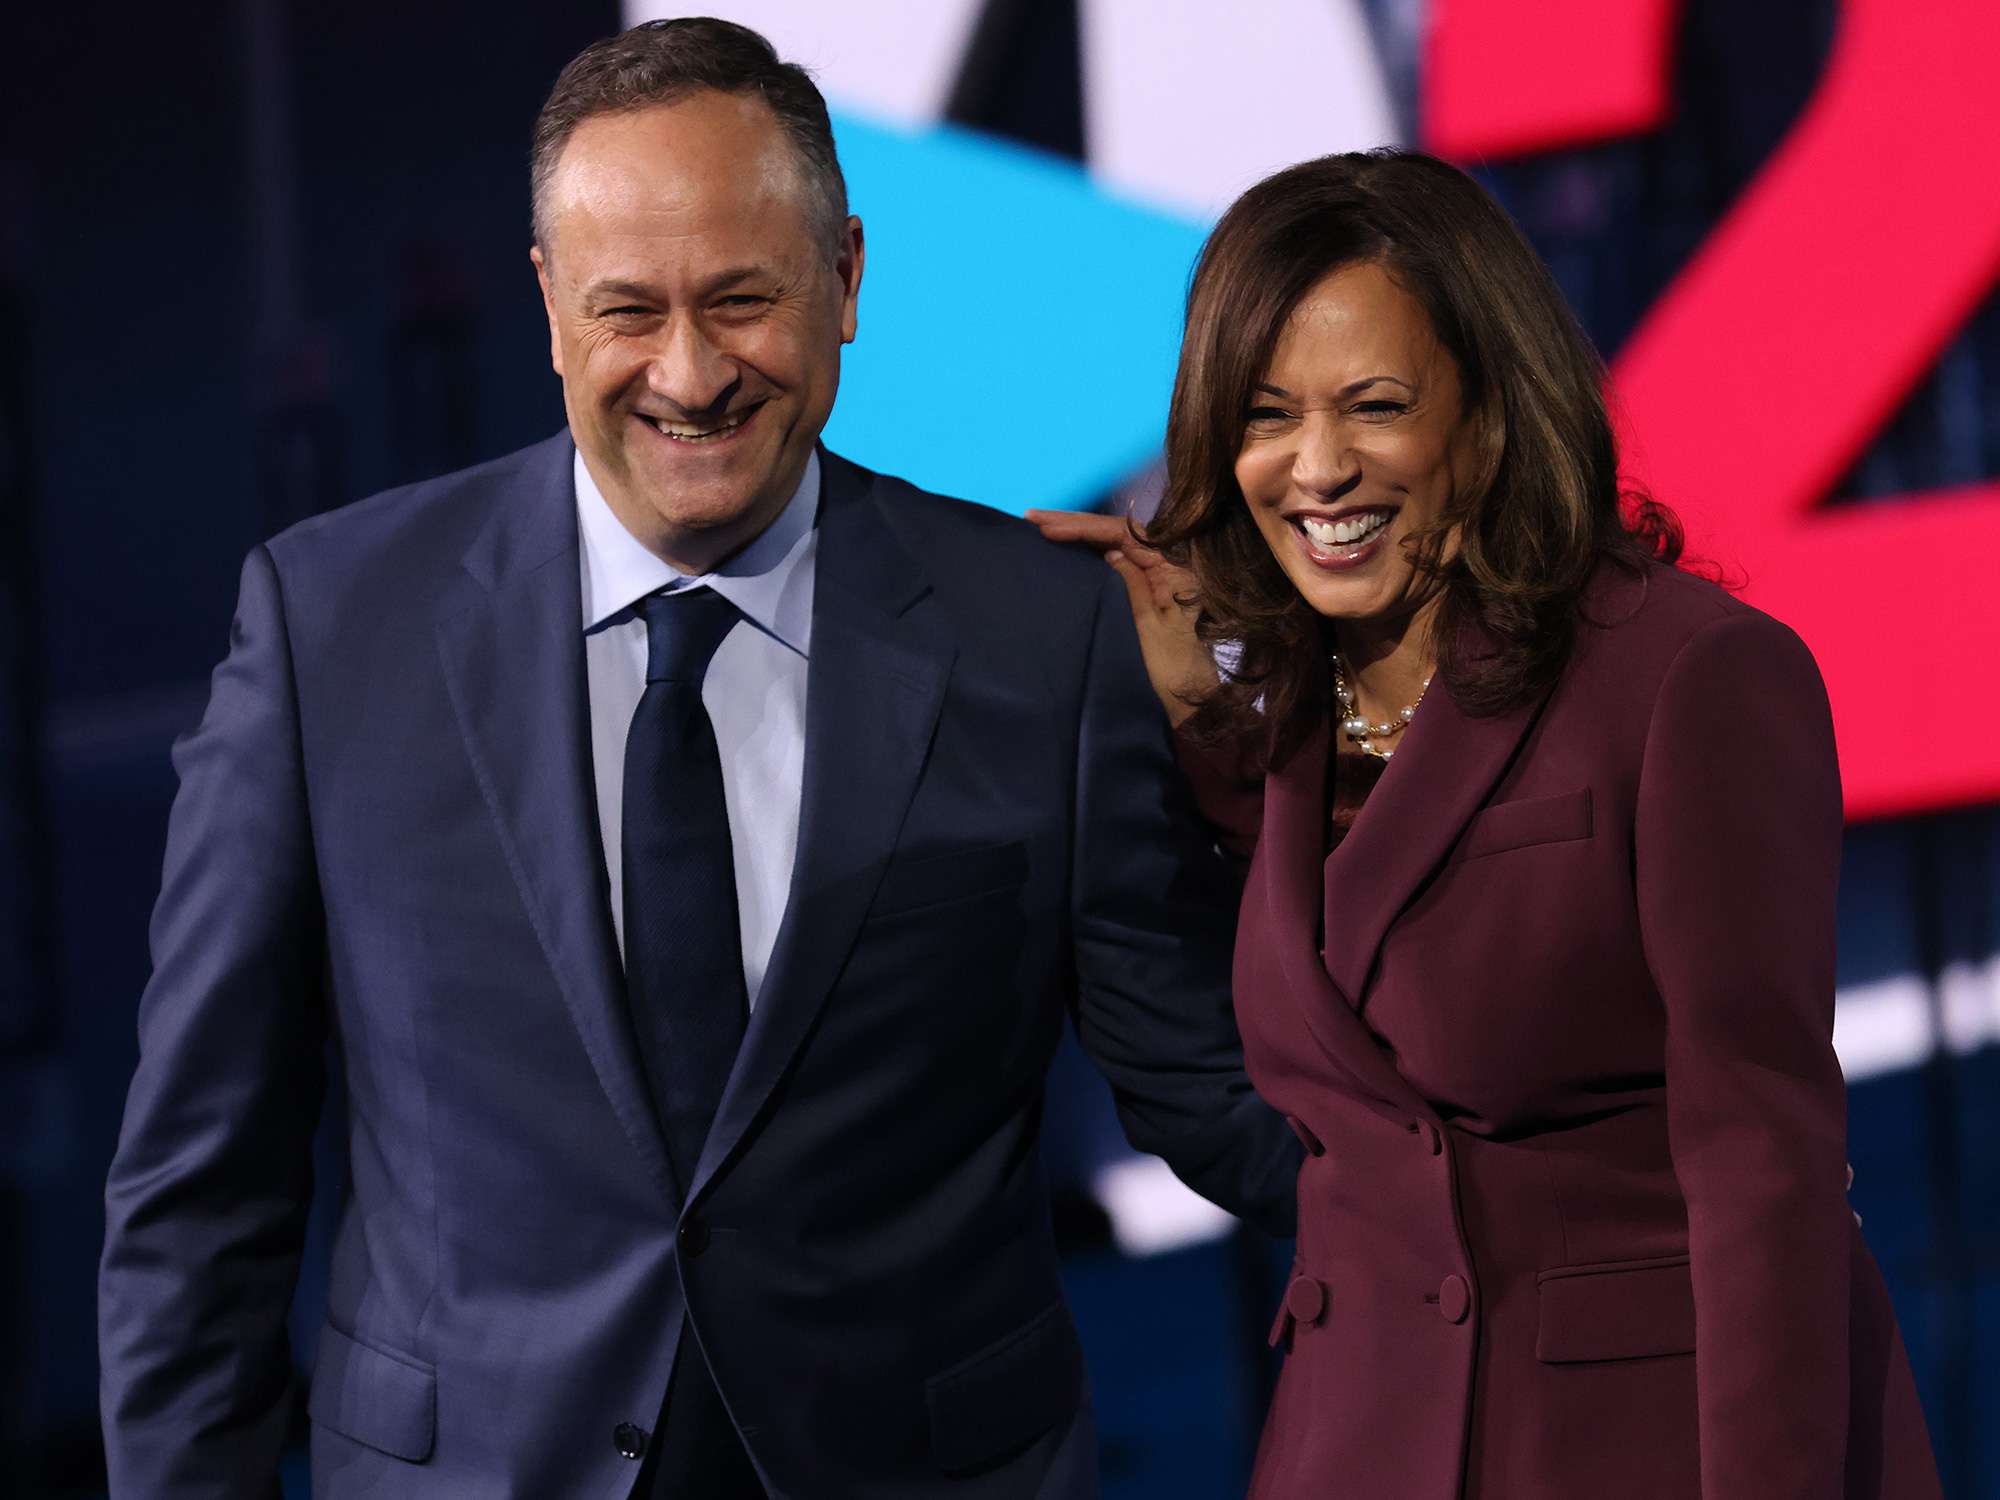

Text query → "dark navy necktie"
[623,584,750,1190]
[621,585,764,1498]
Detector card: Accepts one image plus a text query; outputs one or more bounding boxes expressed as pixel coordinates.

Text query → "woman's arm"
[1024,509,1215,726]
[1634,609,1850,1499]
[1027,509,1264,854]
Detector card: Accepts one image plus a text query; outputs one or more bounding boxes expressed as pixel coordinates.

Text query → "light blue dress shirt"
[575,447,819,1008]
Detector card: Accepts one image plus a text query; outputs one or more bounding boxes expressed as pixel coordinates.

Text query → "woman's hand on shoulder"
[1025,509,1217,726]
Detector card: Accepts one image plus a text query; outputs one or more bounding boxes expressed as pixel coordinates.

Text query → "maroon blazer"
[1187,561,1939,1499]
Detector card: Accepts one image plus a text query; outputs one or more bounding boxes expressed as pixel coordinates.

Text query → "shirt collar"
[575,444,819,657]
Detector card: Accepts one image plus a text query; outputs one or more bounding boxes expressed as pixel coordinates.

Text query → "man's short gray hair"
[531,17,849,261]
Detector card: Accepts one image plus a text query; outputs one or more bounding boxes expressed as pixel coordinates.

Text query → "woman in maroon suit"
[1032,151,1938,1498]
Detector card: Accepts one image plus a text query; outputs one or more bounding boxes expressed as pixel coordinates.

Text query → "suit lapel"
[1253,688,1427,1117]
[1251,642,1550,1118]
[689,453,954,1204]
[434,435,679,1211]
[1320,643,1550,1008]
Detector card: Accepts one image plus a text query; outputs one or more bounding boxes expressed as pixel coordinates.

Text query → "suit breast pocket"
[1452,788,1593,863]
[870,840,1030,918]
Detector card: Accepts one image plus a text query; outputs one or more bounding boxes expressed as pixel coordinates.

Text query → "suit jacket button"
[679,1217,711,1257]
[614,1422,648,1459]
[1439,1274,1471,1324]
[1284,1275,1327,1326]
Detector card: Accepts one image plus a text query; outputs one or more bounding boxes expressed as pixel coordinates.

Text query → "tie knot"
[637,587,741,684]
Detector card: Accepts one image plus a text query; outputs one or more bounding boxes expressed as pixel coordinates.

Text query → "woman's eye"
[1245,406,1292,424]
[1354,400,1405,417]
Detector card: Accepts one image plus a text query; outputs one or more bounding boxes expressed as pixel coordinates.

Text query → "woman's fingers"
[1103,550,1185,618]
[1025,508,1140,553]
[1147,565,1190,614]
[1103,549,1165,623]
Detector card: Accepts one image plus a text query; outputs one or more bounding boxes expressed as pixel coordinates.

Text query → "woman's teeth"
[1301,512,1390,548]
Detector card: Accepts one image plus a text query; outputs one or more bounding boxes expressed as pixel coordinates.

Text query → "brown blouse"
[1326,749,1390,853]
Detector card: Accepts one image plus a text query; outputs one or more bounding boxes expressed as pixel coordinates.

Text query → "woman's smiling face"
[1235,259,1480,632]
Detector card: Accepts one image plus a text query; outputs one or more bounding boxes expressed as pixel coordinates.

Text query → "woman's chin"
[1288,571,1398,626]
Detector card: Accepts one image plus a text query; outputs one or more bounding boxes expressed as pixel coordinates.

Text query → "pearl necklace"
[1333,653,1433,761]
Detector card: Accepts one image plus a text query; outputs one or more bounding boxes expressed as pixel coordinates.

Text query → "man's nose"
[646,315,736,414]
[1290,414,1360,499]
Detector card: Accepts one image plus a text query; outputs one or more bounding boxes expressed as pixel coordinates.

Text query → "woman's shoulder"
[1561,557,1825,730]
[1579,556,1809,668]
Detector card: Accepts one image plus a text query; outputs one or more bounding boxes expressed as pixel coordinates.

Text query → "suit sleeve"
[99,545,327,1500]
[1634,611,1850,1499]
[1068,571,1300,1238]
[1171,726,1266,861]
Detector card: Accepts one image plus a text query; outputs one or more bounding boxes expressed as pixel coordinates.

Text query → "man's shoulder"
[263,432,570,586]
[827,452,1108,601]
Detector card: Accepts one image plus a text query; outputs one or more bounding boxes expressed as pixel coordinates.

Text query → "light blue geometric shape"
[823,111,1207,515]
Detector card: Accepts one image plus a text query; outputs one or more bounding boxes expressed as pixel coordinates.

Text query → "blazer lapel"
[689,453,954,1204]
[1250,640,1552,1119]
[1320,642,1551,1008]
[1253,689,1429,1118]
[434,435,679,1211]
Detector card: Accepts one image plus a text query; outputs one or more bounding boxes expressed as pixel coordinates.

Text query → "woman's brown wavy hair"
[1148,149,1680,765]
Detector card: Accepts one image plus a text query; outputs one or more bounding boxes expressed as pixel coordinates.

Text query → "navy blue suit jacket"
[99,435,1298,1499]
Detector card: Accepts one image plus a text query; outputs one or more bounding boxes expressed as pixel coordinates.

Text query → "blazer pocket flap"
[1455,789,1592,863]
[873,840,1029,917]
[308,1321,437,1461]
[925,1303,1083,1475]
[1536,1254,1695,1364]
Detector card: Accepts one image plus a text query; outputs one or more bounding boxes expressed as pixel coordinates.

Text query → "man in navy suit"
[98,18,1296,1498]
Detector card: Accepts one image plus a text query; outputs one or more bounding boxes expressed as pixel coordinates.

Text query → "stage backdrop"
[626,2,2000,1493]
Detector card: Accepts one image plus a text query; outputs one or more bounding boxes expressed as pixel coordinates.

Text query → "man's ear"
[836,215,865,345]
[530,245,564,376]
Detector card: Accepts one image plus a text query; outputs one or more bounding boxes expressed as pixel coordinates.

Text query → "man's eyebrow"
[581,278,660,304]
[703,265,768,293]
[582,267,772,304]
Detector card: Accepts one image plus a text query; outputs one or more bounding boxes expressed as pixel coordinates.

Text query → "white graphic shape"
[625,0,985,126]
[1095,1156,1236,1256]
[1834,959,2000,1082]
[1080,0,1402,222]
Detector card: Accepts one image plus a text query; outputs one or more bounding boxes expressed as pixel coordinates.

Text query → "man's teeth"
[1301,512,1390,547]
[650,413,746,441]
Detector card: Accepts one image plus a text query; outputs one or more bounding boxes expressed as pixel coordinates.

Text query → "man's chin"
[635,480,796,567]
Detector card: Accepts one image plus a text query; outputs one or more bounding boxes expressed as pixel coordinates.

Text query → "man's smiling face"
[532,89,862,573]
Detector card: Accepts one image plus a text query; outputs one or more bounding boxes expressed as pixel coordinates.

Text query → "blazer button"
[613,1422,648,1459]
[1284,1275,1327,1326]
[1438,1274,1471,1324]
[679,1217,711,1257]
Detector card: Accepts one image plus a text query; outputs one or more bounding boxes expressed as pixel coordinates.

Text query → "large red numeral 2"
[1426,0,2000,819]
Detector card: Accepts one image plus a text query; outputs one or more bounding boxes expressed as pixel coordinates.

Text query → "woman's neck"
[1333,597,1441,725]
